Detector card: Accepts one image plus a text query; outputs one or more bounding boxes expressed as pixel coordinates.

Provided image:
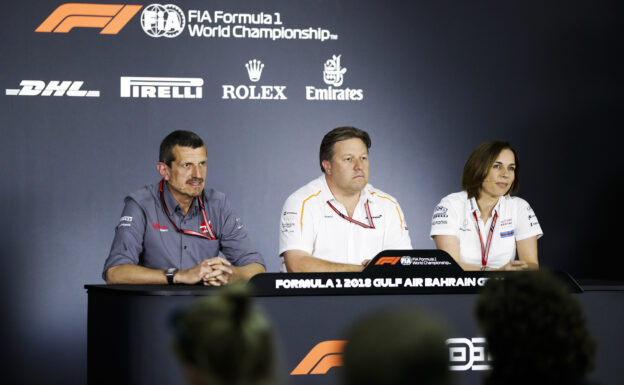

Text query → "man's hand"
[201,257,233,286]
[174,257,232,285]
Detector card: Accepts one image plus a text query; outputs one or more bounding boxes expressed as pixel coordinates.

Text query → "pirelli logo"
[291,340,345,375]
[35,3,142,34]
[120,77,204,99]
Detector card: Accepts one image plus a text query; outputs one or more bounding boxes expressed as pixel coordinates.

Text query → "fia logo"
[323,55,347,87]
[141,4,185,38]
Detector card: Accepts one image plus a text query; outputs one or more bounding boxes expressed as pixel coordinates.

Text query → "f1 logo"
[291,340,345,375]
[374,256,401,265]
[35,3,142,34]
[292,337,491,375]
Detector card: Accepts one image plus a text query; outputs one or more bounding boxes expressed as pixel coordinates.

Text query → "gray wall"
[0,1,619,384]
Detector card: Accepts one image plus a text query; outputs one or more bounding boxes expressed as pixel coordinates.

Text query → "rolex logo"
[222,59,287,100]
[245,59,264,82]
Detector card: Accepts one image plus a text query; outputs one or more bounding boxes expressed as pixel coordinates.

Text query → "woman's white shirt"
[430,191,543,268]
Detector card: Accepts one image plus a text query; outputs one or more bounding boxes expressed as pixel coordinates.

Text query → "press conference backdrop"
[0,1,619,384]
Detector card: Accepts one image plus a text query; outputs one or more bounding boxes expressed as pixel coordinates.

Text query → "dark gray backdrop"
[0,1,619,384]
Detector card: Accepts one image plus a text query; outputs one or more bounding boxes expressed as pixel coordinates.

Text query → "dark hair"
[343,308,451,385]
[461,140,520,199]
[476,271,595,385]
[171,284,276,385]
[159,130,204,167]
[319,126,371,173]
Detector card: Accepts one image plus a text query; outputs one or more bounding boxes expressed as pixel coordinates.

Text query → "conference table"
[85,252,624,385]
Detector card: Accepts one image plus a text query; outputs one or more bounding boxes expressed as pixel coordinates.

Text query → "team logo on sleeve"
[527,206,540,227]
[434,205,448,213]
[431,205,448,225]
[281,211,297,233]
[117,216,133,228]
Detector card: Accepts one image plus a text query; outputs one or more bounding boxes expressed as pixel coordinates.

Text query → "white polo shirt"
[279,175,412,271]
[430,191,543,269]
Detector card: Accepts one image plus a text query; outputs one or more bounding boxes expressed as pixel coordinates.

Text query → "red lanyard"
[472,210,497,269]
[326,200,376,229]
[159,179,217,240]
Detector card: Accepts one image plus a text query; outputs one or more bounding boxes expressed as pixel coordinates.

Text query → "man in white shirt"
[279,127,412,272]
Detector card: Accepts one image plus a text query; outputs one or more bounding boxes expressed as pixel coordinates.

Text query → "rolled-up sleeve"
[102,198,146,280]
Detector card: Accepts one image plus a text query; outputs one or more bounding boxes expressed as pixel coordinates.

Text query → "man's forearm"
[286,254,364,273]
[105,264,168,284]
[230,263,266,282]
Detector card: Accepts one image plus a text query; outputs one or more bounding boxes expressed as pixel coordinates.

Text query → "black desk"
[85,274,624,385]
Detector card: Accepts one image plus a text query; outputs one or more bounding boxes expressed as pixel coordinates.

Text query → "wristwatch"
[165,267,178,285]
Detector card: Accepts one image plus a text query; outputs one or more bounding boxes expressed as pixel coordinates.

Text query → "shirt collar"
[162,181,200,216]
[319,174,372,205]
[469,195,505,218]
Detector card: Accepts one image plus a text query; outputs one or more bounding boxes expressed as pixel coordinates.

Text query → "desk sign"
[249,250,581,296]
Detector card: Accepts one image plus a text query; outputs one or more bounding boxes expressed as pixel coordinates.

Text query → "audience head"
[343,308,451,385]
[476,271,595,385]
[171,283,276,385]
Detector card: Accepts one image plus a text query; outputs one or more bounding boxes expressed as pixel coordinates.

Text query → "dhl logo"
[35,3,142,34]
[290,340,345,375]
[374,256,401,265]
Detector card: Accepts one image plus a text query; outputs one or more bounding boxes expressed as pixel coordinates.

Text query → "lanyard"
[472,210,497,269]
[159,179,217,240]
[326,200,375,229]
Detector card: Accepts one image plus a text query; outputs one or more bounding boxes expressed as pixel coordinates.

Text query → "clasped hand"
[177,257,233,286]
